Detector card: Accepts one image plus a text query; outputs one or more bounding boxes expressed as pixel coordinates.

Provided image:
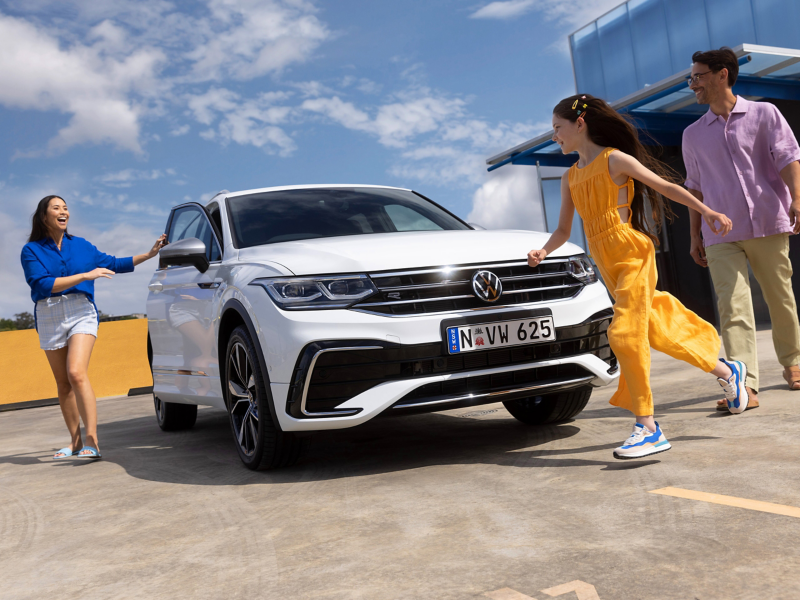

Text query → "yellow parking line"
[650,487,800,518]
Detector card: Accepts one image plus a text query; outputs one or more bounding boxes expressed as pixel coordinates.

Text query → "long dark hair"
[553,94,676,245]
[28,195,68,243]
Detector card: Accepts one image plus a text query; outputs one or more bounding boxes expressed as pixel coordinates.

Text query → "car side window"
[168,206,222,262]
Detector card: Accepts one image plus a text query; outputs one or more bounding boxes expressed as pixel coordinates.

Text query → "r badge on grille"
[471,270,502,303]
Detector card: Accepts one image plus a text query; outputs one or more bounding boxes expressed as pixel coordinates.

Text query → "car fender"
[218,298,284,432]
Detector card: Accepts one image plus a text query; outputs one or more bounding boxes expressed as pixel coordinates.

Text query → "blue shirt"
[21,235,135,305]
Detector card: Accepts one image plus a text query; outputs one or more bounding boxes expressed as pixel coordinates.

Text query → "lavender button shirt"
[682,96,800,247]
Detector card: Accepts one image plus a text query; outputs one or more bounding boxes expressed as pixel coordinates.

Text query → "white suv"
[146,185,618,469]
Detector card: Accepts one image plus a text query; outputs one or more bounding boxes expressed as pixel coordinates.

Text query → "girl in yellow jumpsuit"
[527,95,750,459]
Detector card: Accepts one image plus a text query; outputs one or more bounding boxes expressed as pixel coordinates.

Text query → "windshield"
[227,187,470,248]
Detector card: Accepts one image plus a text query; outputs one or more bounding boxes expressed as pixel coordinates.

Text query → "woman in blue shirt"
[21,195,166,460]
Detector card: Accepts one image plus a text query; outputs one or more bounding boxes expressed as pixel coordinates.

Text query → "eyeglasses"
[686,70,712,86]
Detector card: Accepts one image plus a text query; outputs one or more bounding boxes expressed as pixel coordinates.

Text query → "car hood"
[237,230,584,275]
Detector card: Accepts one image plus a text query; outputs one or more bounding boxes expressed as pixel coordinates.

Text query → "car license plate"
[446,316,556,354]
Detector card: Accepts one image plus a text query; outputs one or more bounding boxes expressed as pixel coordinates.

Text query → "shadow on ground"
[0,402,703,485]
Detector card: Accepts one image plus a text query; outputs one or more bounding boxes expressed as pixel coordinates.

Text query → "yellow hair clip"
[572,99,579,110]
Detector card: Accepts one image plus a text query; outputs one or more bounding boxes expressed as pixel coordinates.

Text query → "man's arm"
[681,132,709,265]
[687,188,707,268]
[780,160,800,234]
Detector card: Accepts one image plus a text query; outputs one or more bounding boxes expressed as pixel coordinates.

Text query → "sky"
[0,0,625,318]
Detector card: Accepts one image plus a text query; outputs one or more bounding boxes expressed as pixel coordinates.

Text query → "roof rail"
[208,190,230,202]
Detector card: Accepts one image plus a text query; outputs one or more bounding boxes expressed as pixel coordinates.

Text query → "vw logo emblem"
[471,270,502,303]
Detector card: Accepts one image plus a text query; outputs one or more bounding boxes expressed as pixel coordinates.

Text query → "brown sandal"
[716,388,759,411]
[783,366,800,390]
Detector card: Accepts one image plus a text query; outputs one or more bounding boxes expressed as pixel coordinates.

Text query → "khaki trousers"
[706,233,800,392]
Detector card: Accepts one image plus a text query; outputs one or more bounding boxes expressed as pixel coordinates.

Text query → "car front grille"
[285,309,615,418]
[353,259,584,316]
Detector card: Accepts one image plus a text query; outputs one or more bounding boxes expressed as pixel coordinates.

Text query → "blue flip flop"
[75,446,102,460]
[53,447,76,460]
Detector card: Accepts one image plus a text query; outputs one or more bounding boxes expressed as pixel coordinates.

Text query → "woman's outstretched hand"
[85,268,115,281]
[147,234,168,258]
[133,234,169,267]
[527,249,547,267]
[703,210,732,236]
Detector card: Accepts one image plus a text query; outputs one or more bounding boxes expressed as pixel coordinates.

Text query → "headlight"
[567,255,598,284]
[250,275,377,310]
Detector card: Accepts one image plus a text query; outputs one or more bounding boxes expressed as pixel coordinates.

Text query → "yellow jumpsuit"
[568,148,721,416]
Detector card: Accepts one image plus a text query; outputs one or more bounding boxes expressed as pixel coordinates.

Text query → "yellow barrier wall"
[0,319,152,405]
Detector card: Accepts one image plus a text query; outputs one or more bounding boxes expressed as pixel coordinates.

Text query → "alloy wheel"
[227,341,259,457]
[154,396,164,422]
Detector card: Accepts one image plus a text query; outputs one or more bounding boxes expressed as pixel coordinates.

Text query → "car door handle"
[148,282,163,292]
[197,282,221,289]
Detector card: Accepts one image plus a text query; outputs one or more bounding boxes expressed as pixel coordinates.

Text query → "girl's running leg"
[592,240,671,459]
[648,292,748,412]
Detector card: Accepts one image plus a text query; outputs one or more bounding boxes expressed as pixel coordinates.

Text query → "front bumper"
[264,291,618,432]
[272,351,617,431]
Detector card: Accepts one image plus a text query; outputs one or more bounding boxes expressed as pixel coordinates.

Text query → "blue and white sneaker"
[718,358,749,414]
[613,422,671,459]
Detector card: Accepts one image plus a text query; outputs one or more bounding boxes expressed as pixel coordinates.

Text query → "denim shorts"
[36,294,99,351]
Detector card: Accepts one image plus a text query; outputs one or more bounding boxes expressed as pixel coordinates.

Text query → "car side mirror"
[159,237,210,273]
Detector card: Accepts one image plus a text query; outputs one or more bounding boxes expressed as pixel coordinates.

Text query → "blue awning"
[487,44,800,170]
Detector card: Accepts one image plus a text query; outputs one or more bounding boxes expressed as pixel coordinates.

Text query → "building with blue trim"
[487,0,800,326]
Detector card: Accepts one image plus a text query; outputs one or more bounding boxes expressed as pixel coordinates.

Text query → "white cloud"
[290,80,336,98]
[187,87,242,125]
[440,118,546,151]
[187,0,331,81]
[470,0,537,20]
[467,166,546,231]
[0,13,165,155]
[95,169,165,187]
[187,88,296,155]
[471,0,627,28]
[357,80,381,95]
[301,93,466,148]
[0,0,334,156]
[72,190,170,216]
[386,115,548,189]
[391,148,488,187]
[170,124,190,136]
[338,75,380,93]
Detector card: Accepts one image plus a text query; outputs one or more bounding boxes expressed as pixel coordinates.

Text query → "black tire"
[149,334,198,431]
[503,385,592,425]
[154,396,198,431]
[225,325,305,470]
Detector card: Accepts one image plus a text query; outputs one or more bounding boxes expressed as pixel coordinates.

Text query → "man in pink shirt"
[682,47,800,410]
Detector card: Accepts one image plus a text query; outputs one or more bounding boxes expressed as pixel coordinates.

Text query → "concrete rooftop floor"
[1,328,798,600]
